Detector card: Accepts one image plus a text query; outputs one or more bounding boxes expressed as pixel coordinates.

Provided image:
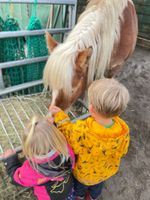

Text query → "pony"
[43,0,138,110]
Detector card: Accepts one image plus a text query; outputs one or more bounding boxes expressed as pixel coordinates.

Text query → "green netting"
[25,16,48,84]
[51,5,68,42]
[0,1,68,94]
[0,17,4,62]
[2,16,26,87]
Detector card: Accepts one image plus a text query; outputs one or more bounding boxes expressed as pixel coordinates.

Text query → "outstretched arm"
[1,150,51,187]
[49,106,87,154]
[2,150,22,186]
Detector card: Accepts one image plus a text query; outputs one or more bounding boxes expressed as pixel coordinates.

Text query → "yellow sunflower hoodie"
[54,111,130,186]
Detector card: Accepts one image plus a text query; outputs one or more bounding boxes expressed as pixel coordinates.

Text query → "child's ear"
[89,104,95,115]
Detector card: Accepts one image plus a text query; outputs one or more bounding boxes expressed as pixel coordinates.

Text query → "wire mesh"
[0,92,88,199]
[2,16,26,87]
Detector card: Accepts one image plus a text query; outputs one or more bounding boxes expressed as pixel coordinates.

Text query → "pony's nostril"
[72,89,74,93]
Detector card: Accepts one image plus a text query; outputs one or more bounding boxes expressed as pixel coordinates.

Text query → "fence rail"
[0,56,48,69]
[0,80,43,96]
[0,28,71,39]
[0,0,77,5]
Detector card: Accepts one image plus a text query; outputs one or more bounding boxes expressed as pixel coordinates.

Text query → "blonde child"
[49,78,130,200]
[1,116,75,200]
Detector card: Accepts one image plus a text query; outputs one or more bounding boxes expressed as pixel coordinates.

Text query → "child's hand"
[46,113,54,124]
[46,106,61,123]
[1,149,16,159]
[49,105,62,114]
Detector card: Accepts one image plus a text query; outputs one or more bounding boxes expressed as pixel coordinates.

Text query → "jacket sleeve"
[122,133,130,156]
[4,155,52,187]
[117,117,130,157]
[114,133,130,157]
[3,154,22,186]
[54,111,87,154]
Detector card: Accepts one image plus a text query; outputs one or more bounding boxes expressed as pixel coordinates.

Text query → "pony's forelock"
[43,43,75,94]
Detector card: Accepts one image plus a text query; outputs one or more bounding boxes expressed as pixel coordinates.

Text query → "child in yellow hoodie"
[49,78,130,200]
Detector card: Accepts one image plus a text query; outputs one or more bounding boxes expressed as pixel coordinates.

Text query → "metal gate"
[0,0,77,96]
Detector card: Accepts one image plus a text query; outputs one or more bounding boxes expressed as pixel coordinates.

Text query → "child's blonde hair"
[22,115,69,162]
[88,78,130,117]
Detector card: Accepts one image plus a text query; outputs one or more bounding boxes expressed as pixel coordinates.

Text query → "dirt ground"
[99,46,150,200]
[1,47,149,200]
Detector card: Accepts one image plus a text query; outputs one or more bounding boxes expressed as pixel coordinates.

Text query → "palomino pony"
[43,0,138,110]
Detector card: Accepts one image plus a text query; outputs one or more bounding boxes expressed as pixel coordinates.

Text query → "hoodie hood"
[85,116,129,155]
[36,154,72,178]
[88,116,129,137]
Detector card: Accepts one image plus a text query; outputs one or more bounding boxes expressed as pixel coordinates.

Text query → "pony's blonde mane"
[43,0,130,95]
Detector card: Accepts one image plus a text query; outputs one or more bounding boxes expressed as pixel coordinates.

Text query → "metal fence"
[0,94,89,160]
[0,0,77,96]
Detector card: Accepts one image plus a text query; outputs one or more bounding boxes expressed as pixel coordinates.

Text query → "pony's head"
[43,0,137,110]
[43,32,92,110]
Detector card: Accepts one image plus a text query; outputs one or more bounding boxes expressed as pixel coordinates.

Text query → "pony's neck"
[65,0,129,85]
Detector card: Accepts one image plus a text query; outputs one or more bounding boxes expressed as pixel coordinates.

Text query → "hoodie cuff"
[54,111,70,125]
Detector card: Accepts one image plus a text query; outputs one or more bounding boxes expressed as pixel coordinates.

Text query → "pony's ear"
[45,32,58,53]
[76,48,92,71]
